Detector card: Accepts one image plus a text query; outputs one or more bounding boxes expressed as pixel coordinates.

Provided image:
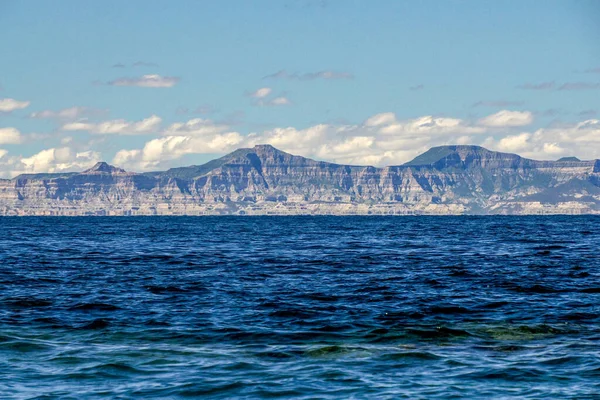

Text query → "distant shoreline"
[2,145,599,216]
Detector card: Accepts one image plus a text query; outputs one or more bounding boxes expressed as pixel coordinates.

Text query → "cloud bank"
[110,110,539,171]
[3,109,600,178]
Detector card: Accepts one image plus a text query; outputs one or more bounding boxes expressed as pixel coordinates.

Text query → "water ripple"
[0,216,599,398]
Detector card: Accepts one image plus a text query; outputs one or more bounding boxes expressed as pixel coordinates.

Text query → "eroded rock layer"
[1,145,599,215]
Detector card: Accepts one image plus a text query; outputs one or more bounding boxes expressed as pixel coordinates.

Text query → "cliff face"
[1,145,599,215]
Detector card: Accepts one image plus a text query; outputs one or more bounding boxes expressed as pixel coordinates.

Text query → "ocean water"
[0,216,599,399]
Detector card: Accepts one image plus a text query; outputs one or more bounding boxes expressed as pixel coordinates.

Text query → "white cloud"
[176,104,218,115]
[255,96,292,107]
[367,114,484,136]
[0,109,596,177]
[102,112,600,173]
[20,148,65,172]
[0,127,22,144]
[265,96,291,106]
[496,133,532,152]
[113,136,189,169]
[113,111,491,170]
[0,98,30,112]
[264,70,354,80]
[113,132,244,170]
[456,136,473,145]
[21,148,99,173]
[163,118,230,137]
[248,88,291,106]
[61,121,94,131]
[365,113,397,127]
[478,110,534,127]
[239,114,487,166]
[29,106,106,121]
[62,115,162,135]
[0,147,100,177]
[249,87,272,98]
[108,74,179,88]
[381,115,483,135]
[542,142,564,155]
[113,117,245,170]
[483,119,600,160]
[0,149,7,159]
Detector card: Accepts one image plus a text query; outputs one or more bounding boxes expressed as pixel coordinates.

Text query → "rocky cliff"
[1,145,599,215]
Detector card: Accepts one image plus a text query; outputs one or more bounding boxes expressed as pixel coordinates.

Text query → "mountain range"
[1,144,599,216]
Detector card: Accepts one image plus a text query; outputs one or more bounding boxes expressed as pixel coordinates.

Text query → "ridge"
[83,162,127,174]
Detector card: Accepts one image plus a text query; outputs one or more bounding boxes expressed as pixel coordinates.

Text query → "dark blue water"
[1,216,599,399]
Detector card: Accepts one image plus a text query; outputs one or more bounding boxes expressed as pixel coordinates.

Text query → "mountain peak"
[404,145,486,166]
[557,156,581,162]
[245,144,296,160]
[250,143,288,155]
[403,145,524,169]
[83,162,127,174]
[252,144,277,150]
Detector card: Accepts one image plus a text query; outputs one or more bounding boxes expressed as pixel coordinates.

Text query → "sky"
[0,0,599,177]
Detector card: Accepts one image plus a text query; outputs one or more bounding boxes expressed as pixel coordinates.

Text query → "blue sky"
[0,0,599,176]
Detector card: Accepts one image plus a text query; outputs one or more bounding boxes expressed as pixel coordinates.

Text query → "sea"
[0,216,599,399]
